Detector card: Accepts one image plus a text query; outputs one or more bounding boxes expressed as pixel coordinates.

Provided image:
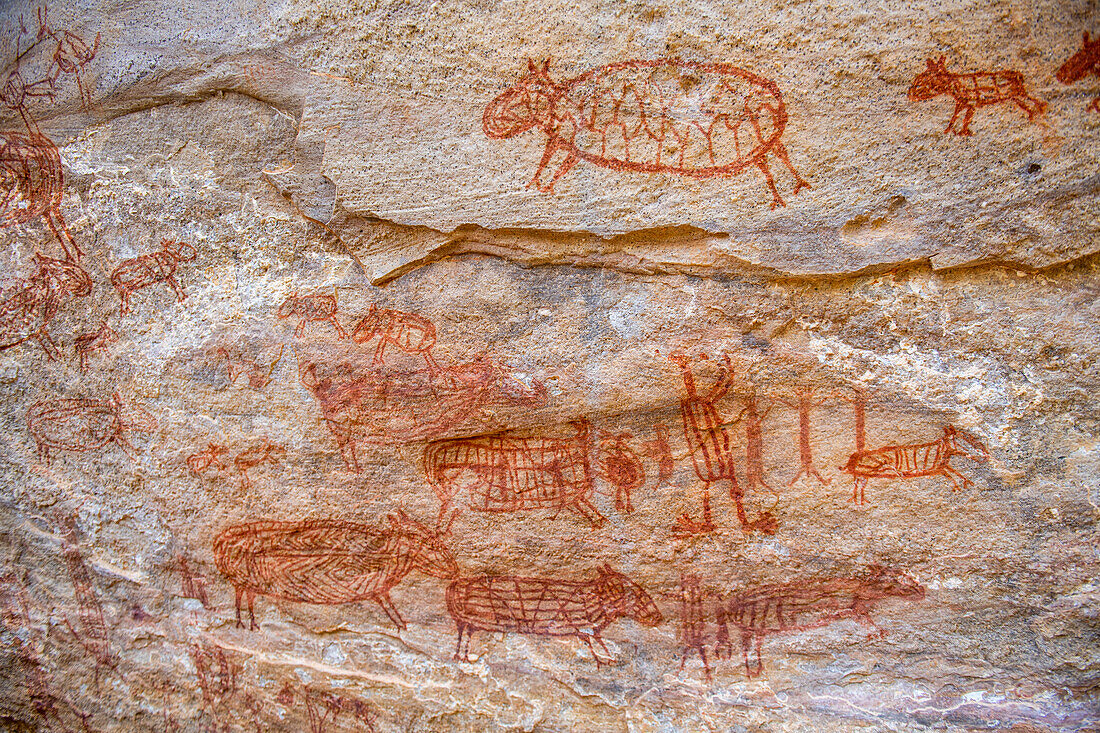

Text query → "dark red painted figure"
[352,304,439,371]
[671,353,776,536]
[1,8,99,262]
[57,515,114,687]
[279,683,379,733]
[233,438,285,490]
[27,392,157,465]
[640,422,674,488]
[214,512,458,630]
[775,386,833,488]
[596,430,645,514]
[841,425,989,505]
[111,239,197,315]
[217,344,283,390]
[907,56,1046,135]
[732,388,774,497]
[715,566,925,677]
[484,59,810,207]
[424,419,604,526]
[678,573,712,681]
[179,556,210,608]
[187,442,229,476]
[446,565,662,666]
[1057,31,1100,112]
[0,253,91,359]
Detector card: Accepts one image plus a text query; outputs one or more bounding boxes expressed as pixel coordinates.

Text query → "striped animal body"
[484,59,810,208]
[278,293,347,338]
[111,239,196,315]
[446,565,662,664]
[907,57,1046,135]
[716,566,925,677]
[1057,31,1100,112]
[27,393,157,465]
[0,253,91,359]
[841,425,989,505]
[424,420,603,527]
[213,513,458,630]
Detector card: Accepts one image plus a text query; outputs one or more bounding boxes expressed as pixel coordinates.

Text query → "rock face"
[0,1,1097,731]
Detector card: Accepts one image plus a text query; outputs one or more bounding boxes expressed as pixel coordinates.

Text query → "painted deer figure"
[446,564,663,665]
[0,253,91,359]
[1057,31,1100,112]
[0,9,99,262]
[278,292,347,338]
[841,424,989,505]
[352,304,439,371]
[110,239,197,315]
[214,512,458,630]
[233,439,286,490]
[907,56,1046,135]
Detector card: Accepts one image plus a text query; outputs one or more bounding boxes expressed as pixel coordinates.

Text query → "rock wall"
[0,1,1098,730]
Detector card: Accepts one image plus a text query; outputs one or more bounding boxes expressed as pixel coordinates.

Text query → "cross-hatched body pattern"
[449,576,616,636]
[424,420,603,525]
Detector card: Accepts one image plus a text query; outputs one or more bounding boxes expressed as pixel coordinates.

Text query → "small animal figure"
[110,238,197,315]
[213,512,458,630]
[277,292,347,338]
[1057,31,1100,112]
[484,59,810,208]
[27,392,157,465]
[352,304,438,370]
[233,439,286,490]
[841,424,989,505]
[907,56,1046,135]
[446,564,663,665]
[424,420,605,527]
[0,253,91,359]
[216,344,283,390]
[597,430,645,513]
[715,565,925,677]
[73,322,117,372]
[187,442,229,476]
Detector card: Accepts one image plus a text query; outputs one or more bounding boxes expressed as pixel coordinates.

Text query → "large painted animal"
[1057,31,1100,112]
[446,564,663,665]
[299,356,548,472]
[110,239,196,315]
[484,58,810,208]
[213,512,459,630]
[715,565,925,677]
[278,292,347,338]
[840,424,989,505]
[0,11,99,262]
[907,56,1046,135]
[423,419,605,527]
[26,392,157,465]
[0,253,91,359]
[352,304,438,370]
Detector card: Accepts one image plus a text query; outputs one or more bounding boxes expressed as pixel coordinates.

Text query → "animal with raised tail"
[841,424,989,505]
[446,564,663,665]
[278,292,347,338]
[110,239,196,315]
[484,59,810,208]
[715,565,925,677]
[300,356,548,472]
[213,512,459,630]
[352,304,438,370]
[27,392,157,465]
[0,253,91,359]
[1057,31,1100,112]
[424,419,604,527]
[907,57,1046,135]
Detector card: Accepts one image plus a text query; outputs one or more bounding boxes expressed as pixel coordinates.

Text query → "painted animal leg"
[422,350,440,374]
[771,141,812,195]
[36,442,50,466]
[572,496,607,527]
[34,329,59,360]
[112,432,139,460]
[957,106,976,136]
[234,587,244,628]
[44,211,82,261]
[941,465,973,491]
[247,590,257,630]
[945,102,963,134]
[78,351,88,372]
[372,339,387,364]
[529,140,577,193]
[238,469,252,491]
[375,593,407,630]
[165,275,187,302]
[1014,94,1047,120]
[294,319,307,337]
[453,624,472,661]
[755,158,785,209]
[117,291,131,315]
[741,631,764,678]
[808,466,831,485]
[850,477,868,505]
[339,438,360,473]
[328,316,348,339]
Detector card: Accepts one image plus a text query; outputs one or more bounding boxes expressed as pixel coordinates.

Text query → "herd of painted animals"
[0,7,1094,725]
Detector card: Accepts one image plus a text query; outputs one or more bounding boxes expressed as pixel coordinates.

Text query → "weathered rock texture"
[0,0,1098,730]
